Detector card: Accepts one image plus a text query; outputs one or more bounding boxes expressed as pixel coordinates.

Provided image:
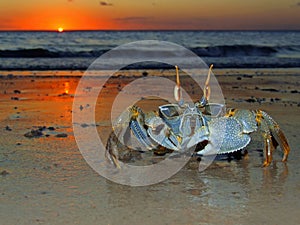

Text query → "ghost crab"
[106,65,290,168]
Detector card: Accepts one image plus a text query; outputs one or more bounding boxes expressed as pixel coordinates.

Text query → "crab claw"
[196,117,251,156]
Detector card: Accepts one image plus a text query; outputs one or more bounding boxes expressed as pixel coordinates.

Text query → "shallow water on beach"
[0,70,300,224]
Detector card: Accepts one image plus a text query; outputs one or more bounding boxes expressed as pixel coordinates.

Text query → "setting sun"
[57,27,64,32]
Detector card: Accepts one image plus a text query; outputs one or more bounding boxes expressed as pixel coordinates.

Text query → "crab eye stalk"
[174,65,182,103]
[198,64,213,107]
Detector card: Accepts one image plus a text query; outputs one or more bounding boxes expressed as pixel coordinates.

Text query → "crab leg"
[105,106,156,168]
[262,131,275,167]
[105,131,122,169]
[255,110,290,166]
[129,106,157,150]
[130,119,154,149]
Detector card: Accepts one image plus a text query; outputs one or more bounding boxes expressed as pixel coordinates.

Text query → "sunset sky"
[0,0,299,30]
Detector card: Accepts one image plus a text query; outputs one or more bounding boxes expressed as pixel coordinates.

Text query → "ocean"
[0,30,299,70]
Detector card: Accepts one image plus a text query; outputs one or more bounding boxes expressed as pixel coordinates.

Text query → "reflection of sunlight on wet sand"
[0,77,76,133]
[64,82,70,94]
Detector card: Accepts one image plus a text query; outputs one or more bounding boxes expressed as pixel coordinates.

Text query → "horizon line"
[0,28,300,32]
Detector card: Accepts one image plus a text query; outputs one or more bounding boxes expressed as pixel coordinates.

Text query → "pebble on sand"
[0,170,9,176]
[24,129,44,138]
[55,133,68,138]
[5,126,12,131]
[14,90,21,94]
[11,97,19,101]
[47,126,56,131]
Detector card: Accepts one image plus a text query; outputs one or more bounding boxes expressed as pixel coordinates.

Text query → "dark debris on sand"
[55,133,68,138]
[11,97,19,101]
[261,88,279,92]
[0,170,10,176]
[13,90,21,94]
[5,126,12,131]
[24,126,68,138]
[24,129,44,138]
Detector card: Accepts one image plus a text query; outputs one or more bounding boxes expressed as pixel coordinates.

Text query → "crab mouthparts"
[180,114,203,137]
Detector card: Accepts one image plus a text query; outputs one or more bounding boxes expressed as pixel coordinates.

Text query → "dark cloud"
[100,1,113,6]
[113,16,211,29]
[297,2,300,6]
[114,16,154,25]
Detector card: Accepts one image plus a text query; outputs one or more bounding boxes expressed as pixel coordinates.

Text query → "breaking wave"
[0,45,299,58]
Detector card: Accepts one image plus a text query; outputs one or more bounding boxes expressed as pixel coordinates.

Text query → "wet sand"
[0,69,300,225]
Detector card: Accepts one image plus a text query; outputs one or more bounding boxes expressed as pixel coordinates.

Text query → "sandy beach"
[0,68,300,225]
